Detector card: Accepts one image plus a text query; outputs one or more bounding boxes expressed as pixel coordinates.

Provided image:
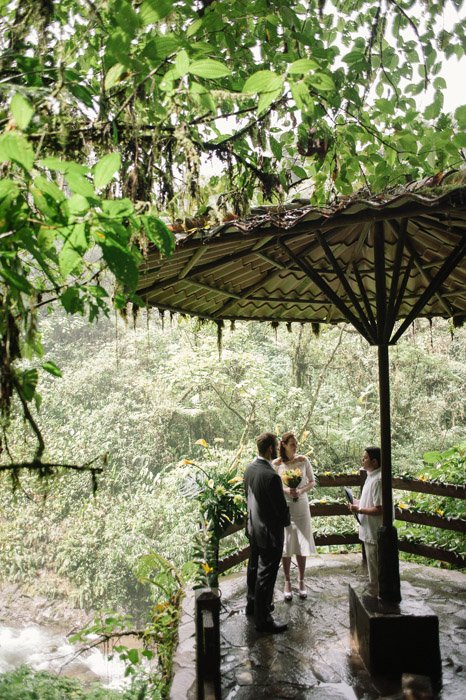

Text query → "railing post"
[195,588,221,700]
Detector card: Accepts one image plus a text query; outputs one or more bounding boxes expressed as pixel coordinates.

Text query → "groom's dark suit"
[244,456,290,627]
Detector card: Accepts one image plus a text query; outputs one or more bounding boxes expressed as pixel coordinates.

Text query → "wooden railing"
[217,473,466,574]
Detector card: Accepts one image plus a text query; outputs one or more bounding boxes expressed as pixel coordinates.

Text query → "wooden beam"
[390,254,415,330]
[279,240,373,342]
[352,262,377,330]
[316,230,376,341]
[385,219,408,340]
[253,251,287,269]
[391,237,466,343]
[399,224,456,317]
[178,246,206,278]
[374,221,388,343]
[180,279,242,299]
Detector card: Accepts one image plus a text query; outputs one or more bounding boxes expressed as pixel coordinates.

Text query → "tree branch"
[209,382,247,424]
[388,0,428,89]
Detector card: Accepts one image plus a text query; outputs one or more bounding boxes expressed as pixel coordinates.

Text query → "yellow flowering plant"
[181,439,247,587]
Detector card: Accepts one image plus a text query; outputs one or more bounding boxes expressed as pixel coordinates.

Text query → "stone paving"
[170,553,466,699]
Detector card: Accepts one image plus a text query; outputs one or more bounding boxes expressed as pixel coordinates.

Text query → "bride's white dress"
[274,457,316,556]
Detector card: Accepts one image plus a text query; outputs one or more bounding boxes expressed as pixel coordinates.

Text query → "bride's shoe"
[298,580,307,598]
[284,580,292,601]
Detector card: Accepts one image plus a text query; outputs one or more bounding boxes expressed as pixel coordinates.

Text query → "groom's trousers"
[246,538,282,627]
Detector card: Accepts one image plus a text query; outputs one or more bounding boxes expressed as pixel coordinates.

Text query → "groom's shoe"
[255,618,288,634]
[246,602,274,616]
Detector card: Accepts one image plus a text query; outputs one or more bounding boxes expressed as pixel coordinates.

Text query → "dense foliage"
[1,0,465,468]
[0,665,131,700]
[2,0,465,208]
[0,312,464,695]
[1,312,464,603]
[1,2,465,696]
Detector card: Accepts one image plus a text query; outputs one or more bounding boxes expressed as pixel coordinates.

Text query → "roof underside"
[137,179,466,345]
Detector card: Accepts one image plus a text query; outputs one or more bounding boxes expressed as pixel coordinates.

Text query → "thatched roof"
[137,172,466,345]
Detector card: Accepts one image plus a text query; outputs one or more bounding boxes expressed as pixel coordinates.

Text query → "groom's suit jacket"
[244,457,290,550]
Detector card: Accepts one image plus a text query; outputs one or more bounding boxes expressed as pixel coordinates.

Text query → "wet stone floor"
[171,553,466,699]
[219,555,465,699]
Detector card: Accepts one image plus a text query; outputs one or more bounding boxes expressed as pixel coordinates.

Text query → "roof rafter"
[391,236,466,343]
[279,239,374,343]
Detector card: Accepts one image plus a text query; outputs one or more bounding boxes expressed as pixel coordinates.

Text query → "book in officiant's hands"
[343,487,361,524]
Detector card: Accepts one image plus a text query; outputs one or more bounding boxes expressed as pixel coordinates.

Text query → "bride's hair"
[280,431,296,463]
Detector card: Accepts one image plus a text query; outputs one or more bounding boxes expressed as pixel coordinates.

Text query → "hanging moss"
[286,322,292,333]
[159,309,165,330]
[132,304,139,330]
[230,320,235,332]
[216,320,224,358]
[271,320,279,342]
[312,322,320,337]
[453,315,465,328]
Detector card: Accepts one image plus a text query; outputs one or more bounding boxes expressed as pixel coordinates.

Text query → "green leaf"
[343,48,366,66]
[289,81,312,111]
[175,50,190,76]
[102,198,134,217]
[66,171,95,197]
[59,223,88,277]
[20,368,38,401]
[60,287,83,314]
[257,87,281,114]
[93,153,121,190]
[423,451,442,465]
[143,35,179,61]
[68,82,94,109]
[42,361,62,377]
[88,285,108,299]
[186,18,203,38]
[189,59,231,79]
[454,105,466,129]
[0,266,34,294]
[397,134,418,153]
[104,63,126,90]
[140,0,173,24]
[67,194,90,215]
[115,0,140,37]
[37,157,71,172]
[292,165,308,180]
[424,102,440,120]
[307,72,335,92]
[59,244,81,278]
[141,215,175,257]
[0,132,34,171]
[242,70,283,94]
[453,133,466,148]
[100,237,139,289]
[34,175,66,203]
[127,649,139,664]
[0,178,19,200]
[288,58,319,75]
[269,135,282,160]
[10,93,34,130]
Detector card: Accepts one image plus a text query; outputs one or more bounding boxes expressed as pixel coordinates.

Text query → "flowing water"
[0,624,129,689]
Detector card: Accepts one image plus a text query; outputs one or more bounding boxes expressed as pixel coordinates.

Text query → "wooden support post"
[195,588,221,700]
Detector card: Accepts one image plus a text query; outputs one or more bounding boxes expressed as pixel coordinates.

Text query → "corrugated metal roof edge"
[174,178,466,245]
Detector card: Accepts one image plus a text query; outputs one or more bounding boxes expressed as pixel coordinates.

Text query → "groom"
[244,432,290,633]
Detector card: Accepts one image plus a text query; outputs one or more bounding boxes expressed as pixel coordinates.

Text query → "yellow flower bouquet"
[281,468,302,501]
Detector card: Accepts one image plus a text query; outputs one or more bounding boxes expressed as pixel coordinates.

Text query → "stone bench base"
[349,584,441,680]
